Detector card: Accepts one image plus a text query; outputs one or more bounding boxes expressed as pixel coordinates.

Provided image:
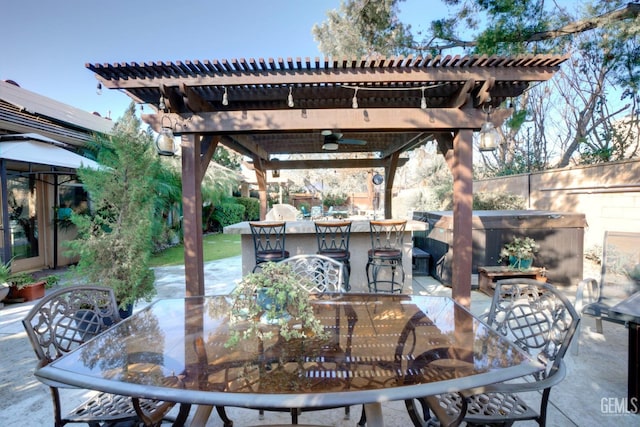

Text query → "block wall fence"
[474,159,640,250]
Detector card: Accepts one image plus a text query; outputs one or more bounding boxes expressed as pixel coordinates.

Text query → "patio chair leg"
[357,405,366,426]
[216,406,233,427]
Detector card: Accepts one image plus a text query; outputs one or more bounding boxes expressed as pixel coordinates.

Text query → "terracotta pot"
[9,281,46,302]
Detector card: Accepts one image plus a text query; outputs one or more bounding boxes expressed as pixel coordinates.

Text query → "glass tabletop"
[36,293,542,408]
[609,291,640,323]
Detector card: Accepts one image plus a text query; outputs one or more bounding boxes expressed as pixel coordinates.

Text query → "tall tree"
[67,106,160,309]
[313,0,640,172]
[312,0,413,57]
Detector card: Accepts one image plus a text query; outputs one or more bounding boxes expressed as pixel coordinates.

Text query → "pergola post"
[451,130,473,308]
[254,164,268,220]
[182,134,205,296]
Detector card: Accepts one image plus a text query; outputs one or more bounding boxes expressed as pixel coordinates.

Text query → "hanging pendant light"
[155,116,177,156]
[478,103,500,152]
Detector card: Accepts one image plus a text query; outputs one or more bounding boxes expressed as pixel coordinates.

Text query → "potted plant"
[499,236,539,270]
[7,271,46,302]
[225,261,328,348]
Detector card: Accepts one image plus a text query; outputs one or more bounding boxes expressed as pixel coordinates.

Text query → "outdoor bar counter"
[224,219,427,293]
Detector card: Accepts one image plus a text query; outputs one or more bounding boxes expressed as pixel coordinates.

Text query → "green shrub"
[323,193,348,208]
[213,203,245,228]
[235,197,260,221]
[473,192,526,210]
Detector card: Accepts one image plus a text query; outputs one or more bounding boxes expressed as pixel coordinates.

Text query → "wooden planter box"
[8,281,46,302]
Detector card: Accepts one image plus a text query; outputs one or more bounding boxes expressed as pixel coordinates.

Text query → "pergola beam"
[143,108,489,134]
[261,157,409,170]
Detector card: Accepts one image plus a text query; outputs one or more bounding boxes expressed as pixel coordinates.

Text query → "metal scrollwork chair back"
[278,254,347,293]
[22,285,190,427]
[407,278,580,427]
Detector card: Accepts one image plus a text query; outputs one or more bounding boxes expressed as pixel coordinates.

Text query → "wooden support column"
[383,152,400,219]
[451,130,473,308]
[254,160,268,220]
[182,134,205,296]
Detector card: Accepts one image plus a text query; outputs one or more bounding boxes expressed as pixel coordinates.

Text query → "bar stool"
[366,219,407,293]
[314,221,352,291]
[249,221,289,272]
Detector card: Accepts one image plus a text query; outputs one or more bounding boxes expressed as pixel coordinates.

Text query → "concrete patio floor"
[1,255,637,426]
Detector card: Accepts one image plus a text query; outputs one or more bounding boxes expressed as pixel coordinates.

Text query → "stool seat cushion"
[317,250,350,260]
[368,248,402,259]
[257,250,290,261]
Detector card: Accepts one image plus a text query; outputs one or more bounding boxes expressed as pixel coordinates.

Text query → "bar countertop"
[224,219,428,234]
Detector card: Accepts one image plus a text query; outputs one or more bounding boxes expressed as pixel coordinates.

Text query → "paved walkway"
[1,256,638,426]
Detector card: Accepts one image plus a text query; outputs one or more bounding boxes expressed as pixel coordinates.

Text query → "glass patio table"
[35,293,542,427]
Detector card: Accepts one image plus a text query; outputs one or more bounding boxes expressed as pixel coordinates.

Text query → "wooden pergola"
[87,54,567,306]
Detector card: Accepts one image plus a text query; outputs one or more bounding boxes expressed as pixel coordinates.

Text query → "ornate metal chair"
[366,219,407,293]
[300,205,311,220]
[574,231,640,354]
[405,278,580,427]
[22,285,190,427]
[249,221,290,272]
[314,220,352,290]
[279,254,347,293]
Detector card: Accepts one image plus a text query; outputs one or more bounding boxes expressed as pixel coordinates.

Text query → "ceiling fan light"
[322,142,339,151]
[321,129,333,136]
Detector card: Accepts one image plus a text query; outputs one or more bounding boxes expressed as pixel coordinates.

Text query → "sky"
[2,1,580,122]
[0,0,460,120]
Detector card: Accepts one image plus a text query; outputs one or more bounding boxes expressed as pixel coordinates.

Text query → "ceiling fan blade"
[338,138,367,145]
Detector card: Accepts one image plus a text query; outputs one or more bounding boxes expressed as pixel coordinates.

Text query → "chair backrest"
[598,230,640,305]
[369,219,407,251]
[490,278,580,379]
[22,285,121,365]
[314,220,352,253]
[249,221,287,256]
[278,254,347,293]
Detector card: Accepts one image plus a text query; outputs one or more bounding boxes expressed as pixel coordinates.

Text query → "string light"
[158,95,166,111]
[340,83,443,109]
[287,87,294,108]
[96,82,102,95]
[222,87,229,106]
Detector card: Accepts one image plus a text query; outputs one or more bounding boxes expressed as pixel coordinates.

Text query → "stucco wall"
[474,159,640,250]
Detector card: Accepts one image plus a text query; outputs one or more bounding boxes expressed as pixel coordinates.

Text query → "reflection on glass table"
[35,293,542,427]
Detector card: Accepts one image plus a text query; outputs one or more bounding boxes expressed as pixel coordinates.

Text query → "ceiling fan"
[320,130,367,150]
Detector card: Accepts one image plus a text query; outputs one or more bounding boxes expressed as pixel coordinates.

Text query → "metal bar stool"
[249,221,290,272]
[366,219,407,293]
[314,220,352,291]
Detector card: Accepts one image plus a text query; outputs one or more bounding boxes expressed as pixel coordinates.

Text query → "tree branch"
[417,3,640,52]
